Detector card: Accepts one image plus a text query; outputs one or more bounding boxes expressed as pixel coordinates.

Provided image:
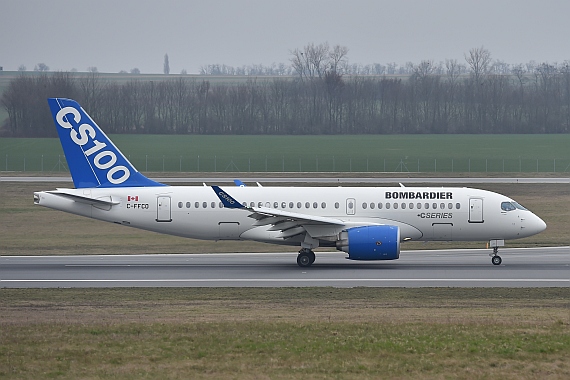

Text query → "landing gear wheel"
[297,249,315,267]
[491,255,502,266]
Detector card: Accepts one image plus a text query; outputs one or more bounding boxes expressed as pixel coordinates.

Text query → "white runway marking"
[3,278,568,283]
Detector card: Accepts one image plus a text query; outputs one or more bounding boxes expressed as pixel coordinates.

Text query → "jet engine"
[336,225,400,260]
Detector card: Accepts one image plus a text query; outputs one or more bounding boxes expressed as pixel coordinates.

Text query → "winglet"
[48,98,165,189]
[212,186,244,209]
[233,179,246,187]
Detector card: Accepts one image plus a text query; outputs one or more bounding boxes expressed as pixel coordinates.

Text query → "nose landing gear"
[489,240,504,265]
[491,248,502,265]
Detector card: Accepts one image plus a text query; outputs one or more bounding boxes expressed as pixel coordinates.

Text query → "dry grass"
[1,288,569,379]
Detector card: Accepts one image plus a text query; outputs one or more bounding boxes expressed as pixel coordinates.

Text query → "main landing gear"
[297,248,316,267]
[490,247,502,266]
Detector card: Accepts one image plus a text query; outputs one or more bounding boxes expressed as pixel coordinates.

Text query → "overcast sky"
[2,0,569,74]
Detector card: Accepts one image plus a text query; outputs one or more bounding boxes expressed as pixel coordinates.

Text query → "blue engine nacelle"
[336,225,400,260]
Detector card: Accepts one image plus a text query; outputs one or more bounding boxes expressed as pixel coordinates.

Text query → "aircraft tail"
[48,98,165,188]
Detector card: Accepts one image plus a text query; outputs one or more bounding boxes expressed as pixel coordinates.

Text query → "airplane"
[34,98,547,267]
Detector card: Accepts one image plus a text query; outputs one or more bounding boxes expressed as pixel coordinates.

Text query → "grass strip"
[1,288,569,379]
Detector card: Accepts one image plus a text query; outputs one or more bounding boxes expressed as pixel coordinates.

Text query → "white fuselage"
[34,185,547,247]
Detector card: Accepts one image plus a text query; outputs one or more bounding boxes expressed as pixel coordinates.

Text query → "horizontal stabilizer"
[48,190,120,207]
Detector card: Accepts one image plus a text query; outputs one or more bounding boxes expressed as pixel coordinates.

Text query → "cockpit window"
[512,202,527,211]
[501,202,516,211]
[501,201,528,212]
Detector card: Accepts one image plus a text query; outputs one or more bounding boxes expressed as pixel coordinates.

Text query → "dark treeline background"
[2,64,570,137]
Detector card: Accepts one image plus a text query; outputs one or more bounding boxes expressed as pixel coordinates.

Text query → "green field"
[2,134,570,173]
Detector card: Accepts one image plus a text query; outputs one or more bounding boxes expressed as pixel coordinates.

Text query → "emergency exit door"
[156,196,172,222]
[469,198,483,223]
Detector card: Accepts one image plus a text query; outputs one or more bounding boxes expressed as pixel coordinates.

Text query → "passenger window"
[425,203,429,209]
[362,203,368,209]
[186,202,191,208]
[440,203,445,209]
[258,202,263,208]
[335,202,340,209]
[289,202,294,209]
[448,203,453,209]
[393,203,398,209]
[432,203,437,209]
[274,202,278,208]
[250,202,255,208]
[456,203,461,209]
[417,203,422,209]
[370,203,375,209]
[195,202,199,208]
[297,202,302,209]
[386,203,390,209]
[409,203,414,209]
[313,202,318,209]
[220,202,224,208]
[202,202,207,208]
[401,203,406,209]
[305,202,310,209]
[378,203,383,209]
[211,202,216,208]
[321,202,326,209]
[178,202,183,208]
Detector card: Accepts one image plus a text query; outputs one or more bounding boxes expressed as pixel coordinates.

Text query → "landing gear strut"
[490,247,502,266]
[489,240,504,266]
[297,248,316,267]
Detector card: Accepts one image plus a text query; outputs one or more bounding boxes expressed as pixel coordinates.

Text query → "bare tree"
[465,46,492,84]
[445,59,464,86]
[329,44,349,74]
[290,42,349,79]
[412,60,434,79]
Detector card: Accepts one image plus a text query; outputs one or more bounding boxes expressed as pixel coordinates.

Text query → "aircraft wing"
[212,186,347,239]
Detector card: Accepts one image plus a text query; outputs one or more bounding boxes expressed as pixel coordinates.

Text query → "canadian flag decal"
[128,196,139,201]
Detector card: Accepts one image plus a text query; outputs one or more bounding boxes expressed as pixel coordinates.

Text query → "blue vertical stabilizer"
[48,98,165,188]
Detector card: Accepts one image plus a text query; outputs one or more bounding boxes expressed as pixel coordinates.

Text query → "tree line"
[2,60,570,137]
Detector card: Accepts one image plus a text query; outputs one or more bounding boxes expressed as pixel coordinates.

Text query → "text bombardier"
[385,191,453,200]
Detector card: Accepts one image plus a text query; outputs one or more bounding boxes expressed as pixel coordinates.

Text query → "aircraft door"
[156,196,172,222]
[219,222,240,240]
[469,198,484,223]
[346,198,356,215]
[432,223,452,240]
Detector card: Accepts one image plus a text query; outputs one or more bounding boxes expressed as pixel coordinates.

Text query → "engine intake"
[336,225,400,260]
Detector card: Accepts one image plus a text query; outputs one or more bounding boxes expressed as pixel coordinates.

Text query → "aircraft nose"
[529,214,547,235]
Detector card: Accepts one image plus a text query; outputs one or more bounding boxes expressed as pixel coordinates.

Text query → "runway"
[1,247,568,288]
